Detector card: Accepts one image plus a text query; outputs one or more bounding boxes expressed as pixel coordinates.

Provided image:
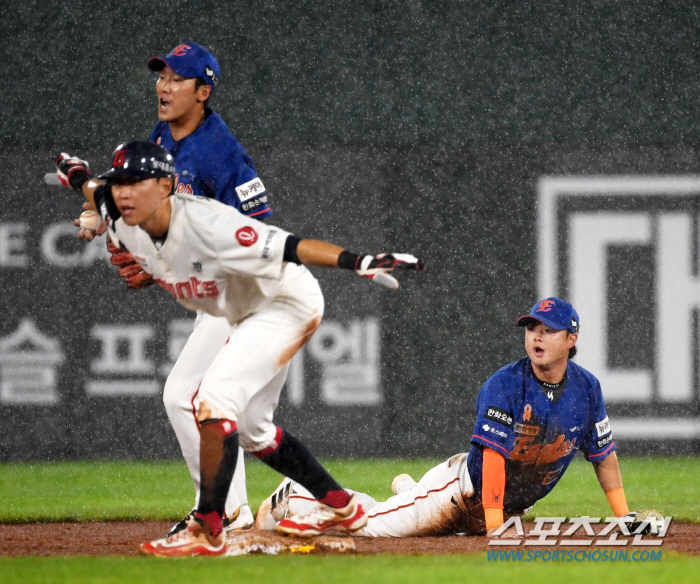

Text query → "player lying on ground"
[55,140,424,556]
[255,297,647,537]
[70,42,273,534]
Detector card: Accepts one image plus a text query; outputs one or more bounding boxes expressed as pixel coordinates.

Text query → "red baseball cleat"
[275,493,367,537]
[140,520,227,557]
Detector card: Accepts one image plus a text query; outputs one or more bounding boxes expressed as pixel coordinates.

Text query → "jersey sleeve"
[203,147,272,219]
[212,209,289,279]
[471,374,515,458]
[579,378,616,462]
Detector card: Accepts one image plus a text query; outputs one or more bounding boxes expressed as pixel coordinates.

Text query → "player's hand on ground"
[356,253,425,290]
[107,240,155,289]
[620,510,665,535]
[74,202,107,241]
[55,153,92,191]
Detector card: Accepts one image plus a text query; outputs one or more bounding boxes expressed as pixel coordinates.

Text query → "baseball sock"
[255,427,350,508]
[196,419,239,537]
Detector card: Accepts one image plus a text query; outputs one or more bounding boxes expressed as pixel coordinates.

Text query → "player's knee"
[238,422,280,454]
[162,376,195,418]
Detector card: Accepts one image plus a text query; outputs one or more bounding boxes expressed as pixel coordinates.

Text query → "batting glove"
[356,253,425,290]
[107,240,155,289]
[55,153,92,191]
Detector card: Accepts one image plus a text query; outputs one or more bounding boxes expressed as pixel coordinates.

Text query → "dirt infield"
[1,521,699,556]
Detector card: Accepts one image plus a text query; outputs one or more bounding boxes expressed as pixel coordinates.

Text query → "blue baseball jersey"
[468,358,615,513]
[149,110,271,219]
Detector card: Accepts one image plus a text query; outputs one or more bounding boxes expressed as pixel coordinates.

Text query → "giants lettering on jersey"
[509,435,577,465]
[155,277,219,300]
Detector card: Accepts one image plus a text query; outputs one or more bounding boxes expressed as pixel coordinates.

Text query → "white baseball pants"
[268,454,481,537]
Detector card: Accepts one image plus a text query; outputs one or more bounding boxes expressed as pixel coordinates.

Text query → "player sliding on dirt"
[53,141,425,556]
[256,298,652,538]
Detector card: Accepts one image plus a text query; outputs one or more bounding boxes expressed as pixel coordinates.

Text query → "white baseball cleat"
[140,519,227,557]
[275,493,368,538]
[391,473,417,495]
[254,478,295,530]
[227,504,255,531]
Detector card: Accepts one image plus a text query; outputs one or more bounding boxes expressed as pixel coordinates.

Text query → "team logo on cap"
[536,299,555,312]
[571,317,579,332]
[170,44,191,57]
[113,148,128,167]
[205,66,219,86]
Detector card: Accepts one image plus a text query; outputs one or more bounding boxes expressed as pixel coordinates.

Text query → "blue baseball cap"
[148,42,220,92]
[517,297,580,333]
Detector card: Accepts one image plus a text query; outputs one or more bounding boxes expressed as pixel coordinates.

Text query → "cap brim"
[147,56,167,71]
[517,315,543,327]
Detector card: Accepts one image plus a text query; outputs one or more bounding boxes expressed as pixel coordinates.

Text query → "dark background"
[2,0,699,460]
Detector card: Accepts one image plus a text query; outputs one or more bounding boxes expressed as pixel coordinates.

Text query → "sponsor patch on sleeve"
[595,416,611,437]
[236,178,266,202]
[258,228,279,261]
[485,406,514,428]
[596,434,614,449]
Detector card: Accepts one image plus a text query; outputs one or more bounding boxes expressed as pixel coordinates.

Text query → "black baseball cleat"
[167,509,196,538]
[167,506,254,537]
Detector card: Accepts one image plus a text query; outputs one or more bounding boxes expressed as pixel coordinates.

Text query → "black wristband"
[338,250,361,270]
[283,235,302,264]
[69,170,91,192]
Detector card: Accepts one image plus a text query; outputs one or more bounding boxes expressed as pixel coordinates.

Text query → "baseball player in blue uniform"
[256,298,643,537]
[72,42,272,534]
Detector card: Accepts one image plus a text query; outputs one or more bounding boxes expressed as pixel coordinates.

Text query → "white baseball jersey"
[97,190,294,323]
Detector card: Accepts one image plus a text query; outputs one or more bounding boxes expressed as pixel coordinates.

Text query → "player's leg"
[352,453,482,537]
[255,478,379,530]
[201,269,366,536]
[162,311,251,532]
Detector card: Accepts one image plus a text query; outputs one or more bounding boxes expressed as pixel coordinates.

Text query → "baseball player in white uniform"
[255,454,487,537]
[54,141,425,556]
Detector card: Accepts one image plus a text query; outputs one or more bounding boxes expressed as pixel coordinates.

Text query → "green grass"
[0,552,698,584]
[527,455,700,522]
[0,456,697,583]
[0,455,696,523]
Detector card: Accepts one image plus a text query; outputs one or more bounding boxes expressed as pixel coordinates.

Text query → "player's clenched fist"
[55,153,92,191]
[354,253,425,290]
[107,240,155,289]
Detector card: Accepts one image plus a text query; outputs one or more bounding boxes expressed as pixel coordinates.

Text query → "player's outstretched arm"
[294,238,425,290]
[53,153,154,289]
[592,452,629,516]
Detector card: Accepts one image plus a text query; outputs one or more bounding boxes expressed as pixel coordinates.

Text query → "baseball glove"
[621,509,666,535]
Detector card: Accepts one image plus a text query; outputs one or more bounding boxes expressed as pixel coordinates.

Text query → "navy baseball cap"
[517,297,580,333]
[99,141,175,181]
[148,42,220,92]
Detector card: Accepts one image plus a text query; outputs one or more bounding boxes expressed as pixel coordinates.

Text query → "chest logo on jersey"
[514,422,539,436]
[154,277,219,300]
[236,226,258,247]
[235,178,265,202]
[485,406,514,428]
[510,434,577,465]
